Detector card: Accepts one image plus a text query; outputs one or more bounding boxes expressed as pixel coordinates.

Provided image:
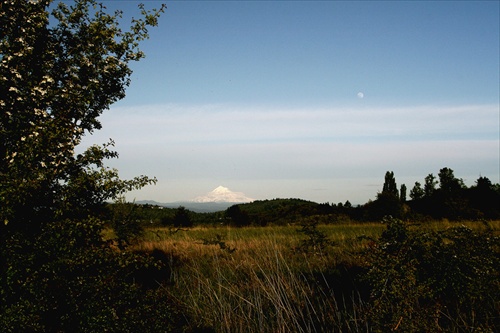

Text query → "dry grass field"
[124,220,500,332]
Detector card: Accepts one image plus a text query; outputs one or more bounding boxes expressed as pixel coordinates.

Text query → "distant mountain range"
[136,186,254,213]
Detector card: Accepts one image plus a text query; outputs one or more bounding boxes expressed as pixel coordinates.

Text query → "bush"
[109,198,145,249]
[365,217,500,332]
[296,220,334,254]
[0,218,184,332]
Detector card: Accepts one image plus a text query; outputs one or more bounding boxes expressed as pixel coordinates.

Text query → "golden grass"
[127,224,378,331]
[126,220,500,332]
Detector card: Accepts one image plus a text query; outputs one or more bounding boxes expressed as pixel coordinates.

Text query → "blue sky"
[81,1,499,204]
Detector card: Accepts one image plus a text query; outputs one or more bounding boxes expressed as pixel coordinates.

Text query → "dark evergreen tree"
[364,171,403,220]
[382,171,399,198]
[400,184,407,202]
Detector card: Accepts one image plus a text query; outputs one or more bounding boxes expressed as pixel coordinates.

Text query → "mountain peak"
[192,186,254,203]
[213,186,230,192]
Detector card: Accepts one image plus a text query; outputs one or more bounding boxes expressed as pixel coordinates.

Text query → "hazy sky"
[81,1,499,204]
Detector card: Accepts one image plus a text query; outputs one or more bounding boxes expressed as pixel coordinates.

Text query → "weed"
[200,233,236,253]
[296,220,335,254]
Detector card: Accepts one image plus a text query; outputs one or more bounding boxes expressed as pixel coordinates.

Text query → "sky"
[80,1,499,205]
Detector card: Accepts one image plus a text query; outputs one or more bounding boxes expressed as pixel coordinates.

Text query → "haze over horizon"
[80,1,499,205]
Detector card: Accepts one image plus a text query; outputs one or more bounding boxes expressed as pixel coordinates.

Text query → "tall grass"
[129,220,500,332]
[131,224,382,332]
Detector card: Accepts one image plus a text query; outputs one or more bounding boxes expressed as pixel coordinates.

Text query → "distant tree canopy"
[108,167,499,228]
[401,168,498,220]
[359,168,500,221]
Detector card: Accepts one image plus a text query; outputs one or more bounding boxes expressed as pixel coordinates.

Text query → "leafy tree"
[225,205,250,227]
[409,181,424,200]
[434,167,468,219]
[468,176,500,219]
[424,173,438,197]
[1,0,162,231]
[173,206,193,228]
[0,1,186,331]
[438,167,465,194]
[476,175,493,190]
[109,197,145,250]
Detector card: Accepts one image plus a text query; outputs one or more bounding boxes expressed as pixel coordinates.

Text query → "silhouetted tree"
[364,171,403,220]
[438,167,465,194]
[409,181,424,200]
[424,173,438,197]
[226,205,250,227]
[173,206,192,228]
[382,171,399,198]
[432,168,468,219]
[468,176,500,218]
[400,184,407,202]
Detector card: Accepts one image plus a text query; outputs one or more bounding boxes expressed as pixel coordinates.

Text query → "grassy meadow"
[125,220,500,332]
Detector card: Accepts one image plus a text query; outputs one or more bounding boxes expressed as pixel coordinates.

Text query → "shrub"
[296,220,334,254]
[0,218,184,332]
[365,217,500,332]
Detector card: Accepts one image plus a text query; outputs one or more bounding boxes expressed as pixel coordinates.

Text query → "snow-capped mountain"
[192,186,254,203]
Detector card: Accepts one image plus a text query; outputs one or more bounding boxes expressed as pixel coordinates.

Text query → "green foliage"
[173,206,193,228]
[296,220,334,254]
[365,217,500,332]
[0,1,183,331]
[1,0,161,229]
[109,197,144,249]
[469,176,500,219]
[0,218,184,332]
[236,198,330,226]
[225,204,250,227]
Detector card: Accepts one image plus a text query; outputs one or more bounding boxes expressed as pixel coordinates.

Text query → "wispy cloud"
[81,103,499,203]
[88,103,497,144]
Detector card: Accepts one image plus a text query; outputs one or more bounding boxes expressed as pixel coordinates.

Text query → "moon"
[357,92,364,99]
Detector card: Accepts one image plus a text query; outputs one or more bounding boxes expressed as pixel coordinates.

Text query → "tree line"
[362,167,500,221]
[132,167,499,229]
